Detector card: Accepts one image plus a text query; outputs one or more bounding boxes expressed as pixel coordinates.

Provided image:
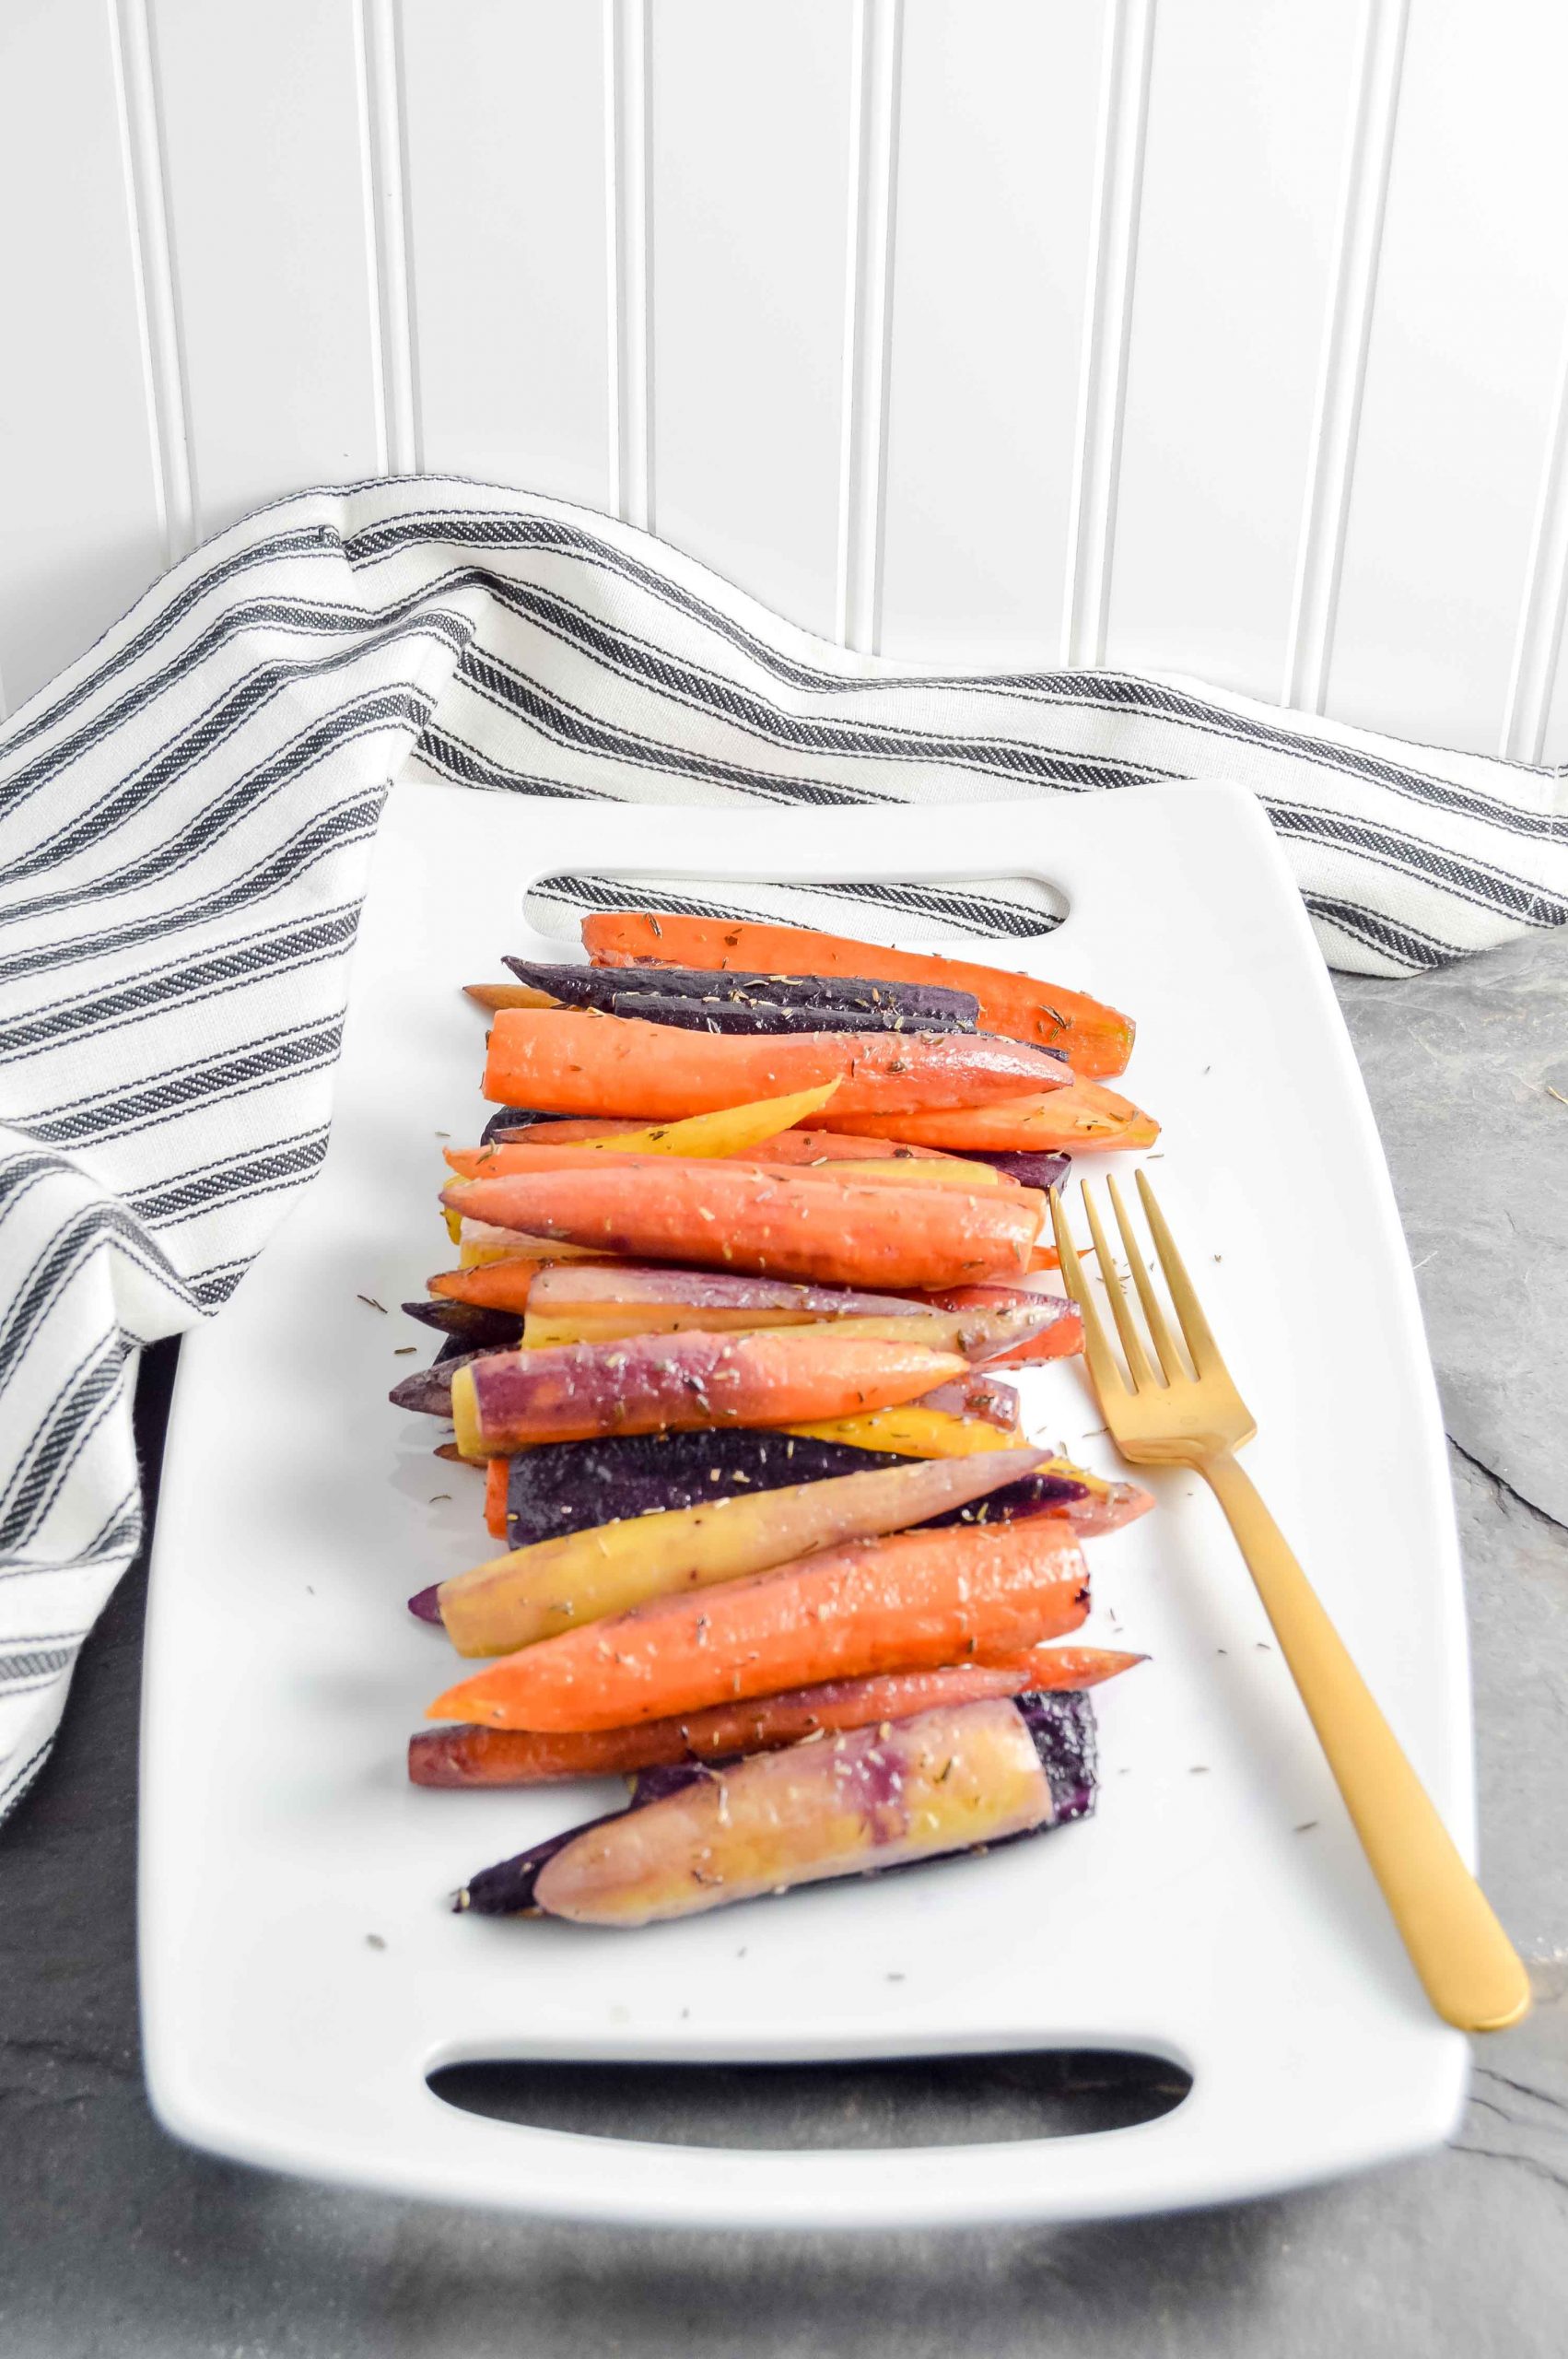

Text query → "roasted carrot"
[581,911,1135,1080]
[825,1075,1160,1153]
[450,1142,897,1183]
[769,1159,1020,1193]
[457,1429,1145,1555]
[434,1441,482,1468]
[519,1261,907,1342]
[482,1007,1069,1120]
[456,1220,605,1270]
[427,1517,1091,1731]
[463,981,558,1010]
[918,1284,1084,1365]
[1040,1466,1153,1536]
[519,1259,924,1345]
[782,1408,1033,1456]
[449,1216,610,1271]
[918,1370,1019,1425]
[785,1368,1025,1456]
[408,1644,1144,1785]
[494,1116,653,1142]
[481,1083,842,1160]
[497,1120,976,1171]
[484,1458,509,1540]
[720,1126,977,1168]
[449,1330,966,1456]
[491,1117,1030,1202]
[502,958,980,1031]
[522,1286,1070,1362]
[437,1447,1044,1656]
[445,1144,1017,1195]
[429,1264,542,1314]
[428,1242,622,1312]
[443,1159,1039,1292]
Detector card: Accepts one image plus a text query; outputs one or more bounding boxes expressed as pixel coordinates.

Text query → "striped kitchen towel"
[1,474,1564,1818]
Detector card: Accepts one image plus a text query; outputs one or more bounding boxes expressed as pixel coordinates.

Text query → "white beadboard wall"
[3,0,1567,765]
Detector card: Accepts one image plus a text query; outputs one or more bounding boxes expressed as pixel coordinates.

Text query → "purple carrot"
[402,1297,525,1349]
[965,1151,1072,1191]
[389,1347,489,1416]
[609,992,970,1037]
[502,957,980,1027]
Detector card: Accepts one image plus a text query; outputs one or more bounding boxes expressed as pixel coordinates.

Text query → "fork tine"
[1048,1188,1128,1401]
[1080,1182,1157,1390]
[1107,1172,1188,1384]
[1136,1170,1224,1377]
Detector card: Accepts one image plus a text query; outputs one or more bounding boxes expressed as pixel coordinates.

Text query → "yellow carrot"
[783,1406,1036,1458]
[560,1081,841,1156]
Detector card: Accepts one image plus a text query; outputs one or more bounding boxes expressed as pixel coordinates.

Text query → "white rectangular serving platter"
[140,780,1470,2228]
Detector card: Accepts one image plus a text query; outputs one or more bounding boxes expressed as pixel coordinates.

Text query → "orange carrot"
[492,1116,645,1142]
[921,1284,1082,1365]
[443,1159,1039,1291]
[428,1264,543,1314]
[484,1458,509,1540]
[408,1645,1143,1785]
[766,1160,1024,1196]
[581,910,1135,1079]
[447,1144,622,1180]
[451,1330,965,1455]
[426,1518,1090,1731]
[444,1142,1013,1192]
[825,1075,1159,1153]
[490,1085,843,1162]
[497,1120,975,1168]
[483,1007,1069,1120]
[747,1128,972,1167]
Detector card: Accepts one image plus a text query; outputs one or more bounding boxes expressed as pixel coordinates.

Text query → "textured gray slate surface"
[2,933,1564,2358]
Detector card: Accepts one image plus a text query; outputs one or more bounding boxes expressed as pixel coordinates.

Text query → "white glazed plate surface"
[140,781,1469,2226]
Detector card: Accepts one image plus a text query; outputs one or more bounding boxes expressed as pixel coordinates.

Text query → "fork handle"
[1202,1453,1530,2033]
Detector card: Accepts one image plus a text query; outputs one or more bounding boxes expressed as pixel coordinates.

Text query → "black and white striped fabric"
[2,475,1564,1818]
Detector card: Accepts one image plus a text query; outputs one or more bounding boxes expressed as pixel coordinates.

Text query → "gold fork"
[1050,1172,1530,2035]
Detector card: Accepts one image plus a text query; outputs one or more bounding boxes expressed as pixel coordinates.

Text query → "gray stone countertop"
[2,933,1564,2358]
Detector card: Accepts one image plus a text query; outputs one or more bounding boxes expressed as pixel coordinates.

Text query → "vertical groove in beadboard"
[1283,0,1408,714]
[1501,320,1568,761]
[113,0,195,557]
[836,0,902,654]
[360,0,419,475]
[1061,0,1154,670]
[608,0,652,532]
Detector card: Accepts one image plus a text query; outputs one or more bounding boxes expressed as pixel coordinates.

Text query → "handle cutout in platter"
[427,2050,1189,2152]
[523,872,1068,948]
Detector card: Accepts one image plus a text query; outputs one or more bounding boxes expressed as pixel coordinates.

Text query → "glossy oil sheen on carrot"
[482,1007,1070,1119]
[443,1160,1039,1291]
[427,1519,1090,1731]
